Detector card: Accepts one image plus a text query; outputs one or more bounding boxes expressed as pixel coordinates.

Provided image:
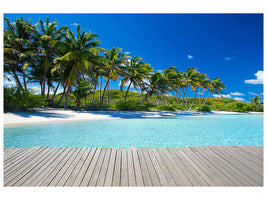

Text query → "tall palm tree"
[120,57,153,101]
[35,18,68,99]
[163,66,183,105]
[4,17,36,91]
[52,25,103,109]
[198,73,209,107]
[100,48,127,102]
[189,72,209,110]
[180,67,198,109]
[203,77,226,106]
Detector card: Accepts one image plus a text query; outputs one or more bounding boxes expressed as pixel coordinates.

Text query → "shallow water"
[4,114,263,147]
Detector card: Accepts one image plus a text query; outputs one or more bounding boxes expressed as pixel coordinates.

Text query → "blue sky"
[4,13,263,102]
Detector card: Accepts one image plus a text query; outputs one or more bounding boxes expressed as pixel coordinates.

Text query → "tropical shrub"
[115,100,141,111]
[4,86,44,111]
[198,105,211,112]
[156,105,177,111]
[224,102,247,112]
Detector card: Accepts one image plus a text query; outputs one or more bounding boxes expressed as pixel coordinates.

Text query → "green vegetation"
[3,17,263,112]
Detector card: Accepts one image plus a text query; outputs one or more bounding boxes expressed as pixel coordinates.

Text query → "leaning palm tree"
[203,77,226,106]
[120,57,153,101]
[4,17,37,91]
[163,66,183,105]
[180,67,199,109]
[189,72,210,110]
[100,48,127,103]
[52,25,103,109]
[145,72,170,104]
[250,96,262,111]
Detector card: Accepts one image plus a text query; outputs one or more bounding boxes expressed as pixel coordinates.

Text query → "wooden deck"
[4,146,263,186]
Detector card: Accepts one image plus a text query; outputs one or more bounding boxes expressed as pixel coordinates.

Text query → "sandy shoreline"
[3,108,263,126]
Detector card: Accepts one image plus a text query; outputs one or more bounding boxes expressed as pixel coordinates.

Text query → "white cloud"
[157,70,163,73]
[71,23,78,26]
[4,79,16,86]
[224,56,236,61]
[125,52,131,55]
[230,92,245,96]
[213,94,231,98]
[245,70,264,84]
[164,93,173,97]
[187,55,194,59]
[233,97,246,102]
[248,92,263,96]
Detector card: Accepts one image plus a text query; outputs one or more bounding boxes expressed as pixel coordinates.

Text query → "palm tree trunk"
[10,68,23,89]
[175,91,179,105]
[165,96,169,106]
[22,72,27,91]
[99,76,102,103]
[124,81,132,101]
[203,90,212,106]
[184,86,188,109]
[50,81,60,104]
[47,85,50,100]
[42,71,46,99]
[107,82,110,107]
[141,91,144,104]
[180,90,186,109]
[101,78,110,102]
[56,84,67,107]
[91,82,97,105]
[189,87,198,110]
[199,89,201,107]
[64,85,69,109]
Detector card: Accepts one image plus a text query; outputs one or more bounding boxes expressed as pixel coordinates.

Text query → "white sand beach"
[3,108,262,126]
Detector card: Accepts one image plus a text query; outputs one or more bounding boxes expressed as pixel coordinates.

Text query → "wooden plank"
[189,147,236,186]
[57,147,88,186]
[13,147,62,186]
[4,147,45,177]
[141,147,160,186]
[127,148,136,186]
[5,147,55,186]
[26,147,73,186]
[64,147,92,186]
[136,148,152,186]
[36,147,77,186]
[112,148,121,186]
[72,147,97,186]
[182,147,225,186]
[132,148,144,186]
[209,147,259,186]
[104,148,116,186]
[97,148,112,186]
[48,148,82,186]
[151,148,176,186]
[238,146,263,162]
[88,148,107,186]
[166,147,200,186]
[79,147,102,186]
[147,148,168,186]
[161,147,192,186]
[120,148,128,186]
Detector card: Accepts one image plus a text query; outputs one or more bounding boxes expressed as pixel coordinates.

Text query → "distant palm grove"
[4,17,263,112]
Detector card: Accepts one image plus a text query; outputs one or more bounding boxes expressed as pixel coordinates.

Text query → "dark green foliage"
[156,105,177,111]
[85,102,109,111]
[115,100,141,111]
[198,105,211,112]
[224,102,252,112]
[4,87,44,111]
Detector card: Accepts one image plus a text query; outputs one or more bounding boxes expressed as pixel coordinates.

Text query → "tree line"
[4,17,227,110]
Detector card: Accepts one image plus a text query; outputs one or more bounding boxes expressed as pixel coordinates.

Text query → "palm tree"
[250,96,262,111]
[145,72,170,104]
[52,25,103,109]
[180,67,198,109]
[198,73,209,107]
[203,77,226,106]
[189,72,209,110]
[100,48,127,103]
[120,57,153,101]
[35,18,68,99]
[4,17,36,91]
[163,66,183,105]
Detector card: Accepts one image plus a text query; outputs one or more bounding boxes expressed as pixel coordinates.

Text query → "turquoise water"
[4,114,263,147]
